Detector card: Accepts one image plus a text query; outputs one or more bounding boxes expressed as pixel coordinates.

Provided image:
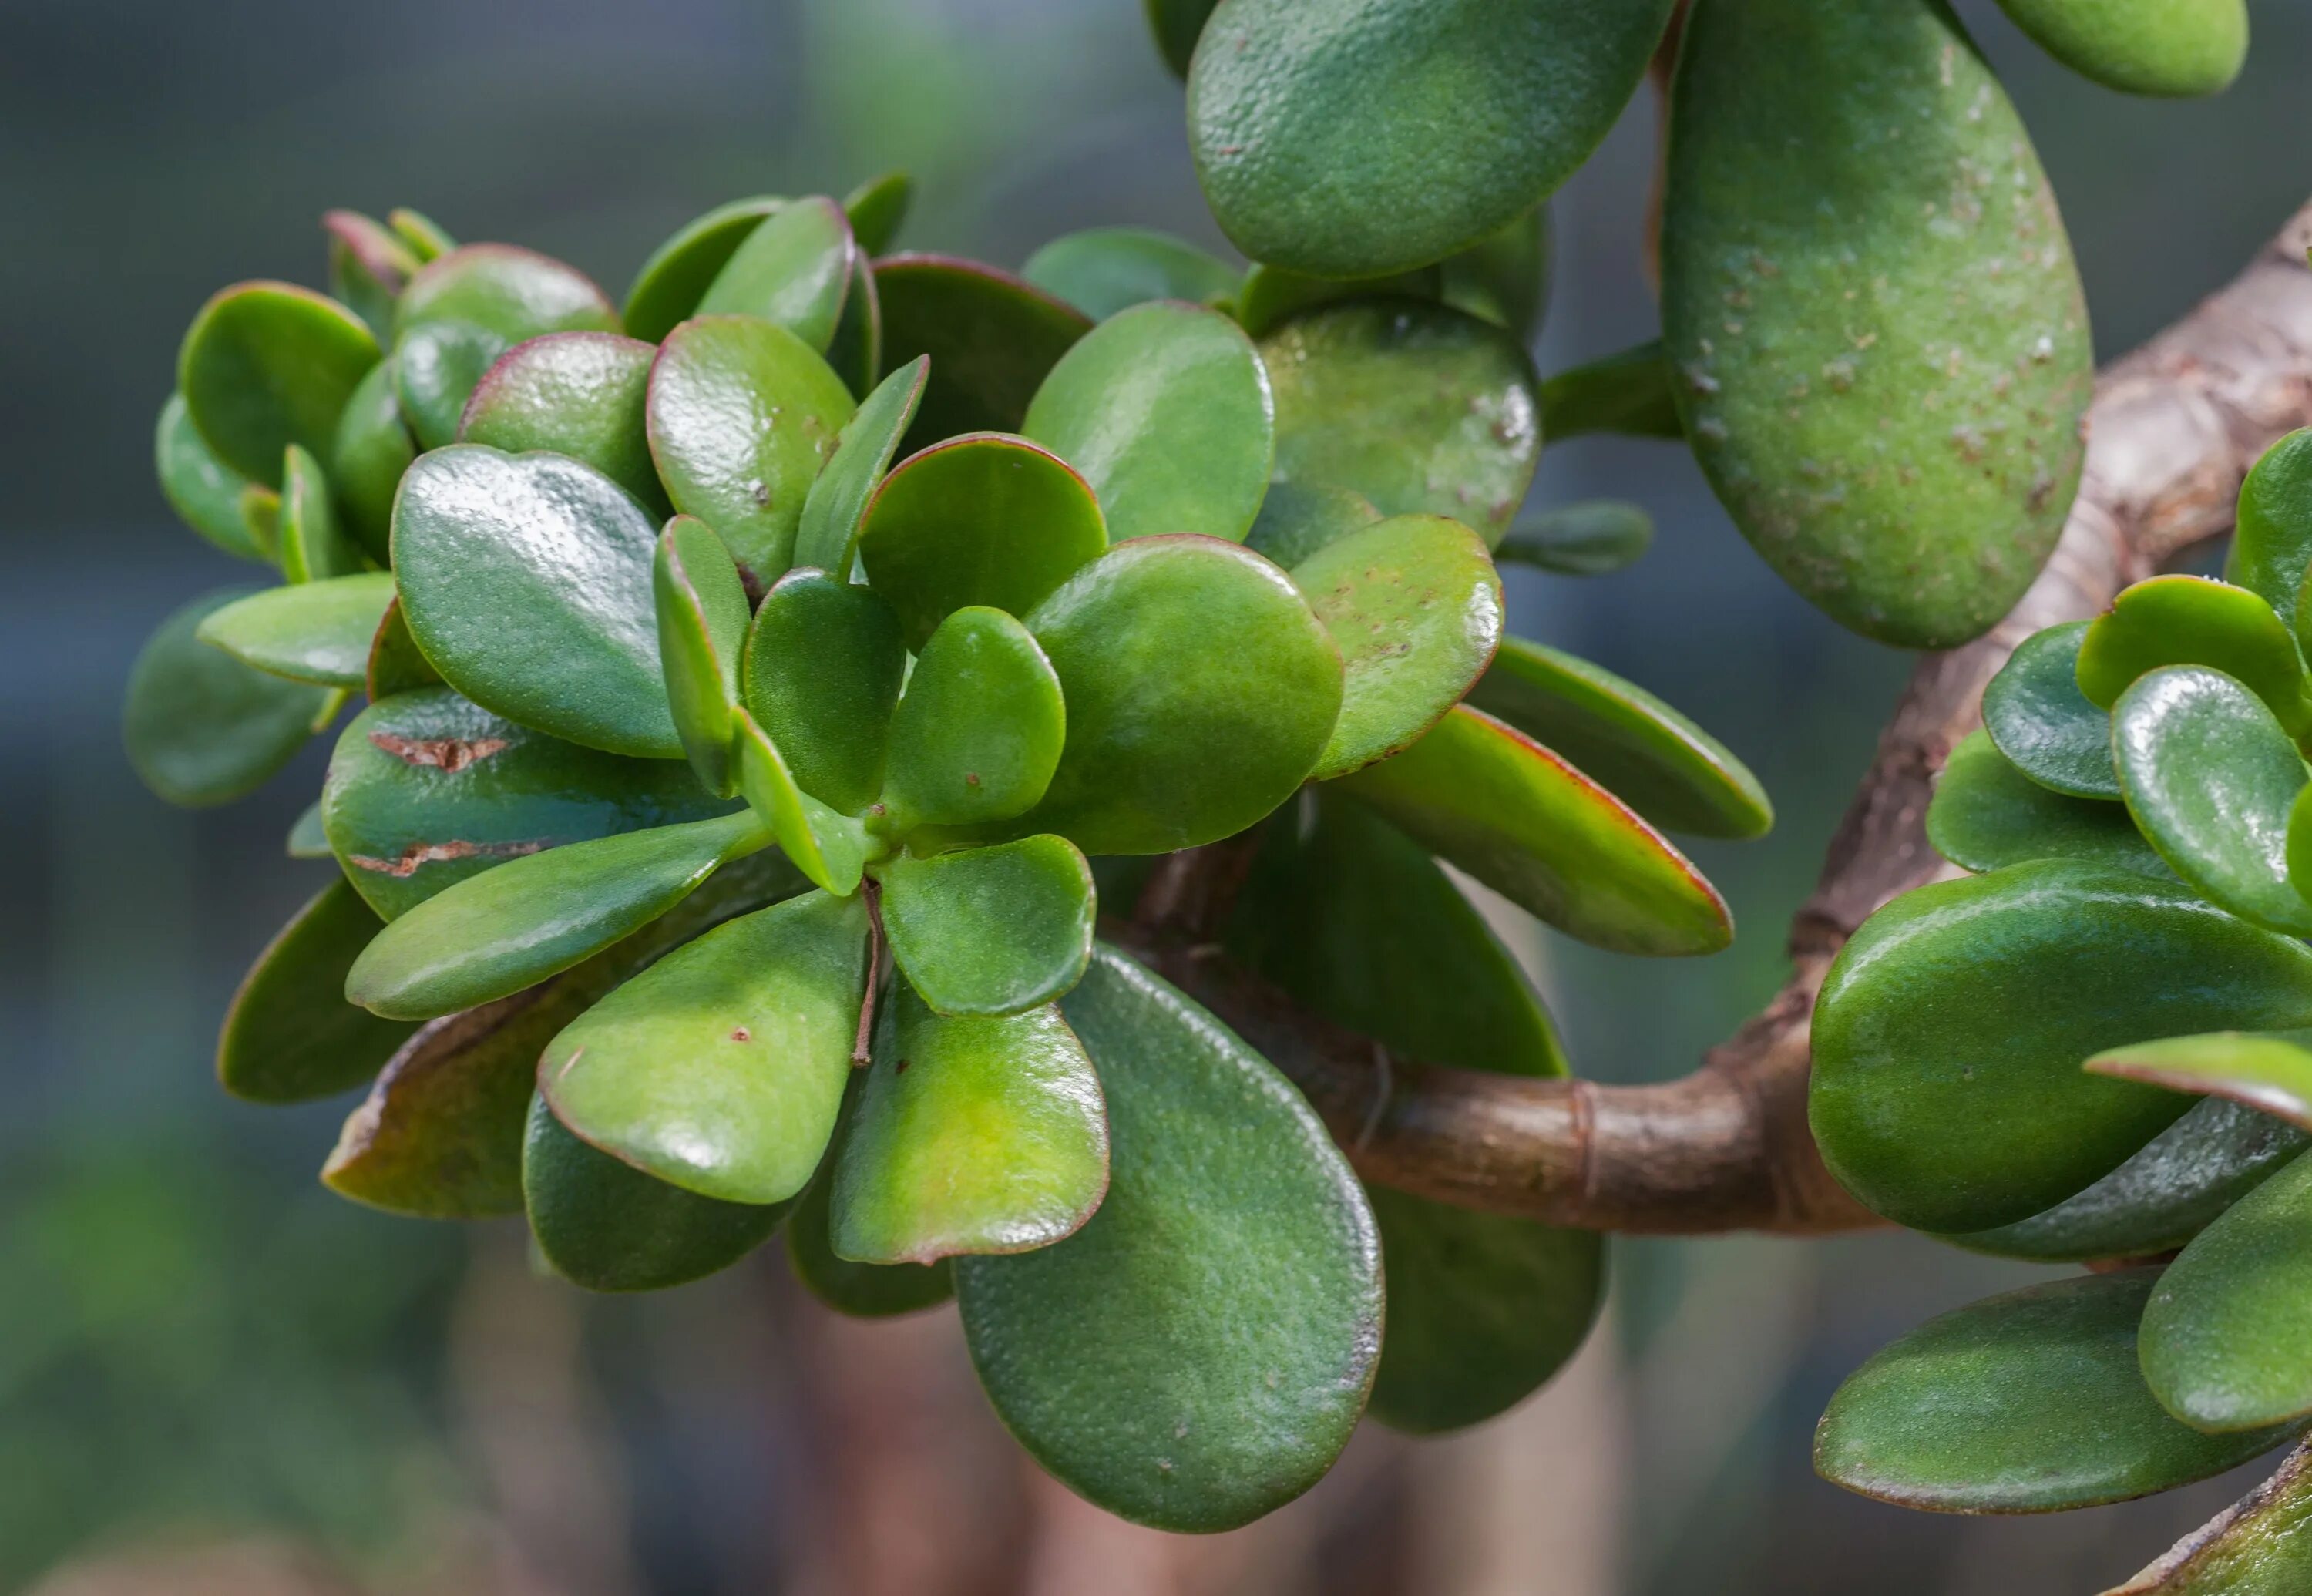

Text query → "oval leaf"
[1021,227,1240,321]
[219,879,418,1104]
[787,1158,956,1318]
[279,442,363,583]
[155,393,265,562]
[1928,729,2167,877]
[2081,576,2312,741]
[179,281,381,483]
[655,515,751,795]
[2226,428,2312,641]
[876,836,1095,1017]
[872,254,1091,450]
[330,358,416,564]
[393,244,620,449]
[1537,341,1682,442]
[734,714,875,898]
[459,331,670,516]
[882,606,1066,831]
[694,196,854,351]
[197,572,396,689]
[1494,499,1653,578]
[791,356,928,575]
[1244,480,1383,573]
[842,172,912,257]
[1994,0,2246,98]
[1984,620,2123,799]
[741,569,907,815]
[125,590,328,808]
[623,195,785,344]
[2087,1029,2312,1137]
[2142,1149,2312,1434]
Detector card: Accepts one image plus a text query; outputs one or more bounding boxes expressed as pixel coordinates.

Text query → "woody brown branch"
[1131,201,2312,1236]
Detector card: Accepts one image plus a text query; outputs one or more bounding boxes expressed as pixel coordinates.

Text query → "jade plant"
[1810,428,2312,1528]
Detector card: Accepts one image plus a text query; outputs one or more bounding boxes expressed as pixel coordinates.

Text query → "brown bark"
[1134,202,2312,1235]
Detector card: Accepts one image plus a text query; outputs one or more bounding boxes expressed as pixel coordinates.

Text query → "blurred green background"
[2,2,2307,1591]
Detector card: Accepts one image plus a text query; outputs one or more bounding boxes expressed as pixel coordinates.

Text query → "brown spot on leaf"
[368,731,509,771]
[347,838,546,878]
[731,1026,751,1043]
[895,1057,911,1074]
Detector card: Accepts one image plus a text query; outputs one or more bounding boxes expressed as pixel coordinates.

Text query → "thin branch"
[1135,202,2312,1235]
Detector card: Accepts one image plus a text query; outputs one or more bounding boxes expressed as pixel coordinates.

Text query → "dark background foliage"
[2,1,2307,1590]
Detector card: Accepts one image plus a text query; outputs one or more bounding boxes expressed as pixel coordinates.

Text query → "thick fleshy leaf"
[1336,704,1731,956]
[872,254,1091,450]
[694,196,854,352]
[218,879,418,1104]
[1015,536,1342,855]
[734,714,875,897]
[323,687,733,921]
[392,245,620,449]
[1295,515,1501,780]
[459,331,670,517]
[197,572,395,688]
[1187,0,1673,279]
[524,1094,788,1293]
[623,195,784,344]
[1440,202,1551,341]
[1816,1272,2295,1514]
[125,590,328,807]
[876,838,1094,1017]
[2142,1150,2312,1434]
[1243,480,1383,573]
[791,357,926,575]
[239,482,281,561]
[1494,500,1652,577]
[954,947,1382,1534]
[857,433,1108,649]
[1233,264,1440,341]
[1927,730,2166,878]
[739,570,906,816]
[388,208,454,261]
[179,281,381,484]
[825,255,881,401]
[1466,637,1770,840]
[655,516,750,795]
[392,445,681,758]
[646,314,855,581]
[1537,341,1680,441]
[2226,429,2312,646]
[788,1157,956,1318]
[346,808,770,1020]
[1022,301,1272,544]
[287,800,330,858]
[1262,301,1539,547]
[2082,577,2312,741]
[324,850,803,1218]
[1810,860,2312,1234]
[833,983,1107,1263]
[2115,667,2312,933]
[2108,1439,2312,1595]
[155,393,266,561]
[1663,0,2092,649]
[1984,620,2123,799]
[1994,0,2246,99]
[882,607,1065,832]
[1944,1097,2307,1265]
[277,442,362,583]
[364,598,440,701]
[1145,0,1221,77]
[541,889,869,1206]
[330,358,415,564]
[842,171,912,257]
[324,209,418,341]
[2086,1030,2312,1137]
[1022,227,1239,322]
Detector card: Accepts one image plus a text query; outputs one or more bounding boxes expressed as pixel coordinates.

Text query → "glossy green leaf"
[695,196,854,351]
[1944,1097,2307,1265]
[833,983,1107,1263]
[872,254,1091,450]
[1295,515,1501,780]
[1242,480,1383,573]
[882,606,1065,831]
[1984,620,2122,800]
[655,516,750,796]
[324,849,804,1218]
[346,808,770,1020]
[857,432,1108,649]
[179,281,381,484]
[1810,860,2312,1234]
[876,837,1094,1017]
[197,572,396,689]
[734,714,875,897]
[2115,667,2312,933]
[287,799,330,858]
[1021,301,1272,545]
[955,947,1381,1533]
[2081,577,2312,741]
[1994,0,2246,99]
[1928,730,2166,877]
[1262,301,1540,547]
[1144,0,1221,77]
[2086,1029,2312,1137]
[738,569,906,817]
[388,208,454,262]
[322,687,733,921]
[842,171,912,257]
[1493,500,1653,577]
[155,393,265,562]
[645,314,855,582]
[1187,0,1673,279]
[277,442,361,583]
[323,210,418,341]
[791,356,926,576]
[824,251,883,399]
[623,195,784,344]
[363,597,442,701]
[788,1154,956,1317]
[125,590,328,807]
[542,889,869,1205]
[1538,341,1680,441]
[392,445,682,758]
[330,358,415,565]
[238,483,281,563]
[2226,430,2312,644]
[459,331,670,517]
[394,321,509,455]
[2142,1149,2312,1434]
[2106,1440,2312,1595]
[218,879,417,1104]
[1232,264,1440,341]
[1816,1272,2295,1513]
[1663,0,2092,649]
[392,244,620,449]
[524,1094,788,1293]
[1336,704,1731,956]
[1022,227,1239,322]
[1440,202,1551,341]
[1016,536,1341,855]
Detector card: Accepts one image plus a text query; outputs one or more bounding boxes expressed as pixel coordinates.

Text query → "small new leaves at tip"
[741,569,907,816]
[881,606,1065,832]
[324,209,419,341]
[875,836,1095,1018]
[2078,576,2312,744]
[654,516,750,796]
[1984,620,2123,800]
[734,712,876,898]
[792,356,927,575]
[197,571,396,689]
[832,981,1108,1265]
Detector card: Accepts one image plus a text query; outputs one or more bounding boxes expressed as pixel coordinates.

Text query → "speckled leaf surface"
[1984,621,2122,799]
[881,606,1065,832]
[218,879,418,1104]
[1022,227,1239,321]
[2080,577,2312,741]
[1994,0,2246,98]
[198,573,397,690]
[126,590,328,808]
[1928,731,2167,879]
[2103,1440,2312,1595]
[2142,1150,2312,1435]
[179,281,381,484]
[623,196,784,344]
[877,837,1095,1016]
[1145,0,1222,77]
[459,332,670,517]
[741,570,907,816]
[872,254,1090,450]
[392,245,619,449]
